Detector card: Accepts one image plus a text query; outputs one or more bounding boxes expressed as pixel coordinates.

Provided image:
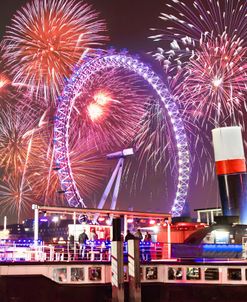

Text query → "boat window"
[146,267,158,280]
[71,268,85,282]
[214,230,229,244]
[203,230,230,244]
[168,267,183,280]
[228,268,241,281]
[186,267,201,280]
[53,268,67,282]
[89,267,102,281]
[204,268,219,281]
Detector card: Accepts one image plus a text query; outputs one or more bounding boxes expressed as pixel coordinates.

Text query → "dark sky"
[0,0,220,222]
[0,0,165,52]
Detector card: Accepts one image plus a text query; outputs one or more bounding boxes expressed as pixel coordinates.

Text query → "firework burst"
[70,69,149,153]
[2,0,108,104]
[151,0,247,71]
[181,35,247,122]
[123,99,176,190]
[70,141,111,203]
[0,175,34,222]
[0,104,45,177]
[151,0,247,122]
[27,126,110,207]
[150,0,247,195]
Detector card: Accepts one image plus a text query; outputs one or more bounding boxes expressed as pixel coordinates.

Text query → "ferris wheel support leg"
[110,158,124,210]
[97,159,122,209]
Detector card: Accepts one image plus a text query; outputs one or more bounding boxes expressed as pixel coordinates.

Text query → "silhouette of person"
[78,229,88,259]
[125,230,135,241]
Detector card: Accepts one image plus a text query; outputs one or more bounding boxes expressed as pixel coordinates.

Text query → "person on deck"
[135,229,143,241]
[78,229,88,259]
[125,230,135,241]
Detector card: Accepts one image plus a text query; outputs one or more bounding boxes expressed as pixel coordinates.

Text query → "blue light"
[203,244,242,253]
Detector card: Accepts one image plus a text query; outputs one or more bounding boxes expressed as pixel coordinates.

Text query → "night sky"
[0,0,221,223]
[0,0,165,51]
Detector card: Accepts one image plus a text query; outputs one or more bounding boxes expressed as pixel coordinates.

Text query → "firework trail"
[70,141,111,204]
[0,104,44,177]
[70,69,149,153]
[68,65,181,201]
[0,103,50,222]
[0,63,17,108]
[2,0,108,104]
[150,0,247,122]
[17,131,35,223]
[0,175,34,223]
[123,99,177,193]
[27,142,65,207]
[150,0,247,131]
[151,0,247,73]
[23,108,111,207]
[181,35,247,124]
[150,0,247,192]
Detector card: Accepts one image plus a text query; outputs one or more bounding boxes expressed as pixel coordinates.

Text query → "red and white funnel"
[212,126,247,223]
[212,126,246,176]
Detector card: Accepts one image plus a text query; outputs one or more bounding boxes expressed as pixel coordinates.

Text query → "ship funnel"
[212,126,247,224]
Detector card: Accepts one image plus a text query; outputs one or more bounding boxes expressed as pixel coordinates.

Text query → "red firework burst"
[0,175,34,223]
[180,35,247,121]
[0,104,45,177]
[2,0,108,103]
[70,70,148,152]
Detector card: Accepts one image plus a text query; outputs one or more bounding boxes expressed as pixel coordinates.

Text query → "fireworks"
[55,52,189,215]
[27,127,110,207]
[0,176,34,222]
[0,104,44,177]
[2,0,108,104]
[87,92,120,122]
[181,35,247,122]
[0,101,50,221]
[70,141,111,203]
[151,0,247,124]
[0,73,10,90]
[87,102,104,121]
[151,0,247,67]
[0,67,15,107]
[124,99,177,194]
[70,70,148,152]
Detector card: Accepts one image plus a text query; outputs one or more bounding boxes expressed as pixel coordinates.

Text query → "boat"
[1,257,247,302]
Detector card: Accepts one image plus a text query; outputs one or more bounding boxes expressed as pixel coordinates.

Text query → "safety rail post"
[128,239,141,302]
[32,204,39,248]
[111,218,124,302]
[49,245,54,261]
[167,220,171,259]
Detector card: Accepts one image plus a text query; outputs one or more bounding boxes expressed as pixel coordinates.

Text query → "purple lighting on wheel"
[54,50,190,216]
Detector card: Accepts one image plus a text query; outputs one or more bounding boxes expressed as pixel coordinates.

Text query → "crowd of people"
[68,228,152,261]
[124,229,152,261]
[68,228,101,260]
[124,229,152,243]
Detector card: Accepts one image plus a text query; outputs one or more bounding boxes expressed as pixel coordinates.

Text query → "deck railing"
[0,240,169,262]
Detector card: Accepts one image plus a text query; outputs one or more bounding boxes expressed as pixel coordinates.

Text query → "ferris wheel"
[53,51,190,217]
